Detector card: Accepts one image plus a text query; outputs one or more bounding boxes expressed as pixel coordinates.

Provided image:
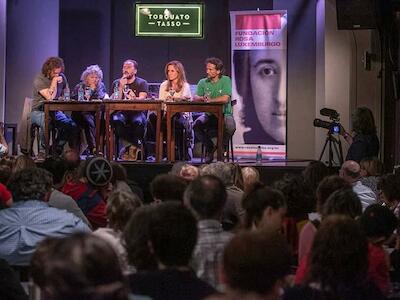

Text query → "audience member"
[184,175,233,290]
[222,231,291,300]
[150,173,187,203]
[94,190,142,273]
[0,168,90,265]
[124,206,158,272]
[302,160,329,208]
[0,258,28,300]
[179,163,200,182]
[0,164,12,185]
[41,157,89,225]
[286,215,384,299]
[12,154,35,173]
[62,157,112,229]
[273,174,312,257]
[241,166,260,194]
[228,163,244,191]
[295,188,363,284]
[0,122,8,157]
[128,202,216,300]
[242,183,287,232]
[339,160,376,210]
[359,204,398,296]
[360,157,384,197]
[377,173,400,219]
[110,161,144,201]
[31,233,130,300]
[298,175,350,262]
[201,162,244,228]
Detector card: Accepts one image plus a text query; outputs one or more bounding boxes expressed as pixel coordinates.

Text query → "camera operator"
[341,107,379,163]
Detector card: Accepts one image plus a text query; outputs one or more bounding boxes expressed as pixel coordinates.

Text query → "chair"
[200,99,237,163]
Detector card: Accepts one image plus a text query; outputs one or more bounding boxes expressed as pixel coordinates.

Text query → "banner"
[230,11,287,159]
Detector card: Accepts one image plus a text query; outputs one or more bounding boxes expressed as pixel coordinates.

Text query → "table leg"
[166,110,172,162]
[44,105,49,157]
[155,109,161,162]
[217,110,224,161]
[95,108,101,155]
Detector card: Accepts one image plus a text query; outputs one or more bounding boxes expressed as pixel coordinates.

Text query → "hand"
[127,89,136,100]
[119,77,128,87]
[52,76,63,84]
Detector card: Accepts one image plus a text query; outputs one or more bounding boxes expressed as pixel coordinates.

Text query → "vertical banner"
[230,11,287,159]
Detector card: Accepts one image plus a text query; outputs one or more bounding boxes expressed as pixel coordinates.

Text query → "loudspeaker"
[336,0,378,30]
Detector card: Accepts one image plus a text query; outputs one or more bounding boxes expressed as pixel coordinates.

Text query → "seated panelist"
[71,64,107,155]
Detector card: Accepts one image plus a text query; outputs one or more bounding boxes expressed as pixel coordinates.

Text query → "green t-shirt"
[196,75,232,116]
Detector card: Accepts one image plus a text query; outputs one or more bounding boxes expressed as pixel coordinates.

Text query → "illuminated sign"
[135,3,204,38]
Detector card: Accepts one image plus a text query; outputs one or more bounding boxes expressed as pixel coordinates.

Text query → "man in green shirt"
[193,57,236,163]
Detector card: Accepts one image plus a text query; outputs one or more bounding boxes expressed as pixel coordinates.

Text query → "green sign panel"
[135,3,204,38]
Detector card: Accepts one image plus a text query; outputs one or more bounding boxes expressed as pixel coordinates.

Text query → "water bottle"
[63,86,70,100]
[113,83,119,100]
[78,84,84,101]
[256,146,262,164]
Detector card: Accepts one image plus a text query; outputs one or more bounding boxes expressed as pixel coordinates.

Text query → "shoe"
[120,145,141,161]
[205,146,217,164]
[35,152,46,161]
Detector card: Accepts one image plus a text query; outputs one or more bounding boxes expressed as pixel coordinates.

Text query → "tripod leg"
[319,137,330,161]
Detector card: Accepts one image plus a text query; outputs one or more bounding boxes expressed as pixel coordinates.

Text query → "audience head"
[184,175,227,220]
[339,160,361,184]
[148,202,197,267]
[228,163,244,190]
[110,162,128,183]
[316,175,351,213]
[179,164,199,182]
[377,173,400,205]
[0,164,12,185]
[273,173,311,217]
[31,233,128,300]
[201,161,234,186]
[360,157,384,177]
[62,149,81,170]
[359,204,398,242]
[41,56,65,78]
[150,174,187,203]
[41,157,67,187]
[303,161,330,193]
[322,187,362,219]
[222,231,291,297]
[307,215,369,293]
[8,168,53,202]
[242,183,286,231]
[241,166,260,194]
[124,206,158,271]
[13,154,36,173]
[107,191,142,232]
[79,157,113,188]
[351,106,377,135]
[169,161,187,176]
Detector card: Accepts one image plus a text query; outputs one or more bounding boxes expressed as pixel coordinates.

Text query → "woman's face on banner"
[249,50,286,144]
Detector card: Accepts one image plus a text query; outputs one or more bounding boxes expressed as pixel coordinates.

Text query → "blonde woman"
[148,61,193,160]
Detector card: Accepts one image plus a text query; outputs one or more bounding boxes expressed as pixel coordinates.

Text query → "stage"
[122,158,316,202]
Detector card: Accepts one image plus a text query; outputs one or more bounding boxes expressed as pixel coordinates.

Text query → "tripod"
[318,132,344,167]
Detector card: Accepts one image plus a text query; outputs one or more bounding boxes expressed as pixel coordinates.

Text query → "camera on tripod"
[314,108,344,167]
[313,108,341,134]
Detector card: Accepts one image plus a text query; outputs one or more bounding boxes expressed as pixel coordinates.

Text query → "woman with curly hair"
[72,64,107,155]
[285,215,384,299]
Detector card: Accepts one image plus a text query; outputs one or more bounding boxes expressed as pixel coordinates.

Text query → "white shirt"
[353,180,377,211]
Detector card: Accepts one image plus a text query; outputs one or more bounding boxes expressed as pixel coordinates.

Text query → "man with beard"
[193,57,236,163]
[111,60,149,159]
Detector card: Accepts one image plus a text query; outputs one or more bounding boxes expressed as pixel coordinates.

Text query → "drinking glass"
[84,87,92,101]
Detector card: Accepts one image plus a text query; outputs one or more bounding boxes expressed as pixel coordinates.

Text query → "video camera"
[313,108,341,134]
